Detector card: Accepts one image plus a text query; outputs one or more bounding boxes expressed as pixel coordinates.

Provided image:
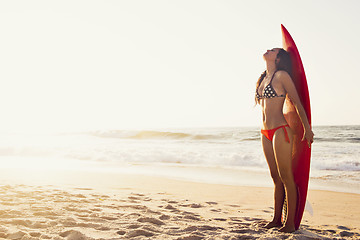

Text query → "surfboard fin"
[305,199,314,216]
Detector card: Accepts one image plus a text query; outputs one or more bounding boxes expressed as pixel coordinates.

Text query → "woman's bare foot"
[279,224,295,233]
[264,220,282,229]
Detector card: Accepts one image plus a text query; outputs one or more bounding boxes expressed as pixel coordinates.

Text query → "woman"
[255,48,314,233]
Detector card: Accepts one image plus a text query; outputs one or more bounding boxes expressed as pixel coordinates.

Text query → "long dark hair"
[255,48,292,105]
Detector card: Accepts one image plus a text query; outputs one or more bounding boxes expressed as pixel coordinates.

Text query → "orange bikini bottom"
[261,125,290,143]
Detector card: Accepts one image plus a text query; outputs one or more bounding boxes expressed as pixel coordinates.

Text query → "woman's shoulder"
[275,70,292,82]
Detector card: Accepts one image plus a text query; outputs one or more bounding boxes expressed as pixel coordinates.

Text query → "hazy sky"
[0,0,359,132]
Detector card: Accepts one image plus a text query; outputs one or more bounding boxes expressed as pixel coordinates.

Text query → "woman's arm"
[278,71,314,147]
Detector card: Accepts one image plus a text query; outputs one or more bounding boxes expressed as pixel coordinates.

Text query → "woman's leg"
[261,135,285,228]
[273,127,297,232]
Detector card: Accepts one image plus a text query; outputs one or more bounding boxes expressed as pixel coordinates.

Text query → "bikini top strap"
[269,70,278,84]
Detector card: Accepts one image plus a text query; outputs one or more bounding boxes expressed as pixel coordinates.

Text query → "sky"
[0,0,359,133]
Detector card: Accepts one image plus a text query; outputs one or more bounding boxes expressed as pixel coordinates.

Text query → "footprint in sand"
[229,217,242,222]
[337,225,351,231]
[183,215,201,221]
[129,193,152,202]
[142,224,163,234]
[189,204,202,208]
[340,231,355,237]
[116,230,126,235]
[159,214,171,220]
[146,209,162,215]
[262,209,272,213]
[197,225,223,231]
[227,204,241,208]
[163,207,180,214]
[127,224,142,229]
[99,215,118,221]
[126,229,155,238]
[180,203,203,208]
[161,199,178,204]
[131,193,145,197]
[176,235,204,240]
[60,230,94,240]
[137,217,165,226]
[164,204,179,211]
[28,231,41,237]
[128,196,141,200]
[210,208,221,212]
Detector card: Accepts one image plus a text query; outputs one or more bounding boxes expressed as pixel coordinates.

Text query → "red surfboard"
[281,24,312,230]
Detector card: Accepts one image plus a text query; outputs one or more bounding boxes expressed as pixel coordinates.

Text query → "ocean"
[0,125,359,193]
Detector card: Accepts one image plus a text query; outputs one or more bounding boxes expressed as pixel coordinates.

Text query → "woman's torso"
[257,71,288,129]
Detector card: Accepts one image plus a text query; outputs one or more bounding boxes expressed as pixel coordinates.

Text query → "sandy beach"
[1,0,360,238]
[0,167,359,240]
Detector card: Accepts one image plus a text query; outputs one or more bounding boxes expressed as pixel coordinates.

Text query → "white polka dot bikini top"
[256,71,286,100]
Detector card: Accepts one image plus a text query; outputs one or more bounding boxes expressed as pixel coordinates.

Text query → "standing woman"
[255,48,314,233]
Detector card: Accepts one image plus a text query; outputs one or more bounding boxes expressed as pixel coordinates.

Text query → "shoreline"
[1,159,360,194]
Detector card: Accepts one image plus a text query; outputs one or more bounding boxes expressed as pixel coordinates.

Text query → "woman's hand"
[302,129,314,148]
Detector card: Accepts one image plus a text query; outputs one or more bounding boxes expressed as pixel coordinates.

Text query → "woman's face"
[263,48,280,61]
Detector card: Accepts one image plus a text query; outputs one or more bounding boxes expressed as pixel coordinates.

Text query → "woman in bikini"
[255,48,314,233]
